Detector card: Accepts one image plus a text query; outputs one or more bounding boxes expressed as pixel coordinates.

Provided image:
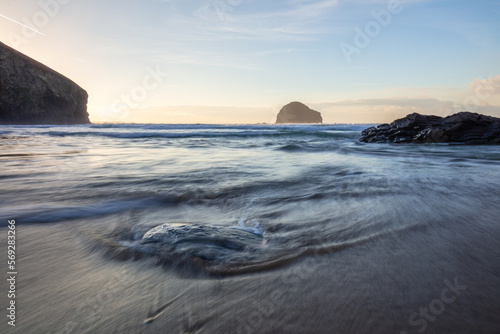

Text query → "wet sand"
[2,209,500,334]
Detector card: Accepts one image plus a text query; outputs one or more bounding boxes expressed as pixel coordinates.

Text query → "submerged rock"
[276,101,322,124]
[0,41,89,124]
[360,112,500,144]
[140,223,264,262]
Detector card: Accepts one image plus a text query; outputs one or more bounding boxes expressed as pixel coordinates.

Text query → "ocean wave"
[1,198,166,224]
[87,216,427,277]
[88,123,366,131]
[276,140,350,152]
[39,129,361,140]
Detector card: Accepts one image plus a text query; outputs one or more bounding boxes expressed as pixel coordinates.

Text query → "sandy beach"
[3,202,500,334]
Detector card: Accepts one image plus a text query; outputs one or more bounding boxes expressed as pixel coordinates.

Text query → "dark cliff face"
[0,41,89,125]
[360,112,500,144]
[276,101,322,124]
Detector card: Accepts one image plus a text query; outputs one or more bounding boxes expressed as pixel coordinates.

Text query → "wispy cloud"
[271,0,340,19]
[253,48,312,57]
[154,53,259,70]
[312,97,500,123]
[468,75,500,95]
[316,97,453,108]
[340,0,431,4]
[190,0,342,41]
[125,105,276,124]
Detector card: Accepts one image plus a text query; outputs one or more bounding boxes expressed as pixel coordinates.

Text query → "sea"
[1,123,500,333]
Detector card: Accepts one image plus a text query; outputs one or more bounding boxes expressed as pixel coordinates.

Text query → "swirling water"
[1,123,500,277]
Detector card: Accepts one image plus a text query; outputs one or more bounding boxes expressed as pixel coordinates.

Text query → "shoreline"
[2,210,500,334]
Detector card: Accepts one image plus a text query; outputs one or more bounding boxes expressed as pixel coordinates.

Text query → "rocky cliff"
[360,112,500,144]
[276,101,322,124]
[0,41,89,124]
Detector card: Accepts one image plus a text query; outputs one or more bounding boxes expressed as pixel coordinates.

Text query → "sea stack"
[276,101,322,124]
[360,112,500,144]
[0,41,89,125]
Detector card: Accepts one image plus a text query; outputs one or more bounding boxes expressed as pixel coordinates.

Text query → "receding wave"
[1,167,399,225]
[276,140,347,152]
[85,219,426,277]
[41,129,360,140]
[1,198,166,224]
[0,123,365,140]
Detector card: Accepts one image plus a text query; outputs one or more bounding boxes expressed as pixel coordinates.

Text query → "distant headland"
[275,101,322,124]
[0,41,89,125]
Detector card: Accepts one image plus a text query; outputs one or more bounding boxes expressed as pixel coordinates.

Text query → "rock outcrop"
[141,223,264,262]
[360,112,500,144]
[0,41,89,124]
[276,101,322,124]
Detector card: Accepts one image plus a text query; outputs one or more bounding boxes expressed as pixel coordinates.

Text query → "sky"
[1,0,500,124]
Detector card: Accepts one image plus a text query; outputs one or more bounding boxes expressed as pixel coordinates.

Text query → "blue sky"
[1,0,500,123]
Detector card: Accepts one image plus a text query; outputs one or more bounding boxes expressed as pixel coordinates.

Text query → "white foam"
[230,218,265,237]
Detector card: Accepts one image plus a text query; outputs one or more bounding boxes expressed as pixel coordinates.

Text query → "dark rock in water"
[140,223,264,262]
[276,101,322,124]
[0,41,89,125]
[360,112,500,144]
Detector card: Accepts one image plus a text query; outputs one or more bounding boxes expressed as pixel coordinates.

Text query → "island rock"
[0,41,89,125]
[276,101,322,124]
[360,112,500,144]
